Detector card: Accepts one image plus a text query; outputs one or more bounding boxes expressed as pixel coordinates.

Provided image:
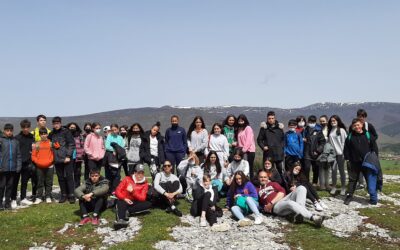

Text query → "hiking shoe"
[165,206,173,213]
[172,208,182,217]
[79,217,92,226]
[92,217,100,226]
[59,196,67,203]
[314,202,323,211]
[20,198,33,206]
[11,200,17,209]
[312,215,325,228]
[369,200,378,205]
[33,198,43,205]
[344,195,352,205]
[200,217,207,227]
[330,187,337,195]
[68,196,76,204]
[238,218,253,227]
[46,197,52,204]
[254,215,263,225]
[286,213,303,224]
[114,219,129,230]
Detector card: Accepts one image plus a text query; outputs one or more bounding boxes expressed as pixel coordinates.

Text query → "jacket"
[73,134,85,161]
[74,176,109,199]
[165,126,187,153]
[317,142,336,163]
[0,136,22,172]
[84,133,105,161]
[48,127,75,164]
[31,127,51,142]
[303,125,326,160]
[105,134,125,152]
[362,151,383,191]
[227,181,258,207]
[283,171,310,194]
[16,132,35,164]
[344,131,379,163]
[115,175,149,202]
[284,131,304,159]
[139,130,166,165]
[257,121,285,161]
[31,140,54,168]
[190,185,219,217]
[237,126,256,153]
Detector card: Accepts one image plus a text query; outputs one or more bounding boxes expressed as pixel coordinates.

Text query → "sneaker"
[92,217,100,226]
[68,196,76,204]
[286,213,303,224]
[172,208,183,217]
[46,197,52,204]
[369,200,378,205]
[314,202,323,211]
[176,193,185,199]
[238,218,253,227]
[312,215,325,228]
[11,200,18,209]
[33,198,43,205]
[200,217,207,227]
[254,215,263,225]
[114,219,129,230]
[4,202,11,210]
[59,196,67,203]
[356,184,365,190]
[344,195,352,205]
[78,217,92,226]
[340,188,347,196]
[20,198,33,206]
[330,188,337,195]
[211,223,231,232]
[165,206,173,213]
[319,201,328,210]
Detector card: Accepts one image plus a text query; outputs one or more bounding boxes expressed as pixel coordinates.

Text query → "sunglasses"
[164,164,172,167]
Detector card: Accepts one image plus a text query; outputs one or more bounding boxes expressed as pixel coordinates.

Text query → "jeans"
[79,197,106,217]
[273,185,312,219]
[231,196,260,220]
[365,169,378,203]
[0,172,15,205]
[36,167,54,199]
[116,199,152,220]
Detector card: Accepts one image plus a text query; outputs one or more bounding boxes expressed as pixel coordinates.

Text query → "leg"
[20,165,31,200]
[201,192,212,212]
[11,172,20,201]
[347,162,362,196]
[44,167,54,199]
[116,199,130,220]
[64,161,75,197]
[331,161,338,188]
[273,199,313,219]
[55,163,67,197]
[363,169,378,204]
[93,197,106,216]
[35,168,45,199]
[0,173,6,205]
[4,173,15,205]
[127,200,152,214]
[336,155,346,189]
[231,205,245,220]
[303,159,312,182]
[311,160,319,185]
[245,196,260,216]
[246,152,256,180]
[74,161,83,189]
[83,155,90,181]
[318,162,326,189]
[79,200,92,217]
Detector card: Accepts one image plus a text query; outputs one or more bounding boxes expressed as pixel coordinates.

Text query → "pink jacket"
[237,126,256,153]
[84,133,105,161]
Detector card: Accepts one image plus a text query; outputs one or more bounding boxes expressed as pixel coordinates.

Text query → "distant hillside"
[1,102,400,152]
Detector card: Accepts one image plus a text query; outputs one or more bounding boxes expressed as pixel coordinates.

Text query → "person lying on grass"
[114,164,152,230]
[75,168,109,226]
[257,169,325,228]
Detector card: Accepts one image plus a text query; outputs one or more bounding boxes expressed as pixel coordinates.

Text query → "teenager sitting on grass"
[75,168,109,226]
[114,164,152,230]
[153,160,183,217]
[227,171,263,227]
[257,169,325,228]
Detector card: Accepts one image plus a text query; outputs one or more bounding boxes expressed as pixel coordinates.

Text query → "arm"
[74,183,87,199]
[119,136,125,148]
[223,136,229,161]
[84,134,92,156]
[257,128,265,149]
[182,128,188,152]
[16,141,22,172]
[316,132,326,154]
[65,130,76,158]
[133,183,149,202]
[105,135,113,152]
[199,130,209,152]
[92,181,110,198]
[115,178,127,200]
[243,160,250,177]
[242,126,255,153]
[247,182,259,199]
[153,173,166,194]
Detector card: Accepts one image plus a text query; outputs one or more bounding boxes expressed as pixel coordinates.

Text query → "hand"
[234,194,241,199]
[224,161,229,168]
[263,146,269,151]
[264,203,273,213]
[290,186,296,192]
[64,157,71,163]
[113,152,116,156]
[124,198,133,205]
[231,142,237,147]
[225,179,232,186]
[210,206,216,211]
[127,185,134,193]
[83,193,93,202]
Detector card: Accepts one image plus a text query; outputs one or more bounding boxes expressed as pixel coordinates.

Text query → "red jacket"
[115,175,149,202]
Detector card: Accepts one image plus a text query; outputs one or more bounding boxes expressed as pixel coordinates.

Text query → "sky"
[0,0,399,117]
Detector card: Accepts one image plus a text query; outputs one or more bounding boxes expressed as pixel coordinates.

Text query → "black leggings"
[79,197,106,217]
[152,181,181,208]
[190,192,218,225]
[244,152,256,180]
[299,182,320,203]
[74,161,83,189]
[116,199,152,220]
[304,159,319,184]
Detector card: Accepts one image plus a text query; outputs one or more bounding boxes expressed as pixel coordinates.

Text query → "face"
[203,178,211,189]
[135,171,145,182]
[90,172,100,183]
[68,124,76,130]
[171,117,179,126]
[288,125,296,131]
[233,154,242,161]
[330,118,338,127]
[258,171,269,185]
[213,125,221,134]
[85,125,92,132]
[264,160,272,170]
[22,126,31,135]
[352,121,363,134]
[209,154,217,164]
[227,117,235,126]
[235,174,243,186]
[163,161,172,174]
[238,119,245,126]
[267,115,275,125]
[52,122,61,130]
[111,126,119,135]
[132,125,141,134]
[195,119,202,128]
[120,128,127,134]
[39,132,48,141]
[94,125,101,131]
[150,126,159,136]
[357,116,365,123]
[38,118,46,128]
[319,117,328,126]
[293,165,301,175]
[3,129,13,137]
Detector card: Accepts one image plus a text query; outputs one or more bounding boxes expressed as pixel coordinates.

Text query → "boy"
[0,124,22,210]
[32,128,55,204]
[284,119,304,171]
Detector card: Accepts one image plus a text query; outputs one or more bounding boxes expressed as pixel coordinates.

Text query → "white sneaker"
[33,198,43,205]
[200,217,207,227]
[314,202,323,212]
[319,201,328,210]
[20,198,33,206]
[46,198,52,204]
[211,223,231,232]
[330,187,337,195]
[254,215,263,225]
[340,188,347,196]
[11,200,18,209]
[238,218,253,227]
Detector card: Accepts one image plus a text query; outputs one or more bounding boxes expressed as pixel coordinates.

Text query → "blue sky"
[1,1,399,117]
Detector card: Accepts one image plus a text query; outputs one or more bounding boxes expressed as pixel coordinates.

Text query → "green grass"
[359,205,400,239]
[382,182,400,196]
[381,160,400,175]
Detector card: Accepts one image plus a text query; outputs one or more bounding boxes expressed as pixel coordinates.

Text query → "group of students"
[0,109,381,230]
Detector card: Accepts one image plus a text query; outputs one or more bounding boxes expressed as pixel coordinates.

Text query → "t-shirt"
[150,136,158,157]
[257,182,286,207]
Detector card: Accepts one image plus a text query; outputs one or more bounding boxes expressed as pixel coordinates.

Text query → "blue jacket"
[284,131,304,158]
[165,126,187,153]
[362,151,383,191]
[0,136,22,172]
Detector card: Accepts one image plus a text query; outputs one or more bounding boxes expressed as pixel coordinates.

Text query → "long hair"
[229,171,249,205]
[222,114,237,129]
[210,123,223,135]
[187,116,206,140]
[127,123,145,144]
[235,114,250,139]
[328,115,347,136]
[203,151,221,175]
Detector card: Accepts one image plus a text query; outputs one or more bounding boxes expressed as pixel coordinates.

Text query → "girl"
[236,114,256,179]
[187,116,208,163]
[227,171,263,226]
[205,123,229,169]
[67,122,85,189]
[222,115,237,161]
[125,123,144,174]
[201,151,224,192]
[104,124,125,194]
[84,123,105,174]
[328,115,348,195]
[165,115,188,173]
[225,148,250,186]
